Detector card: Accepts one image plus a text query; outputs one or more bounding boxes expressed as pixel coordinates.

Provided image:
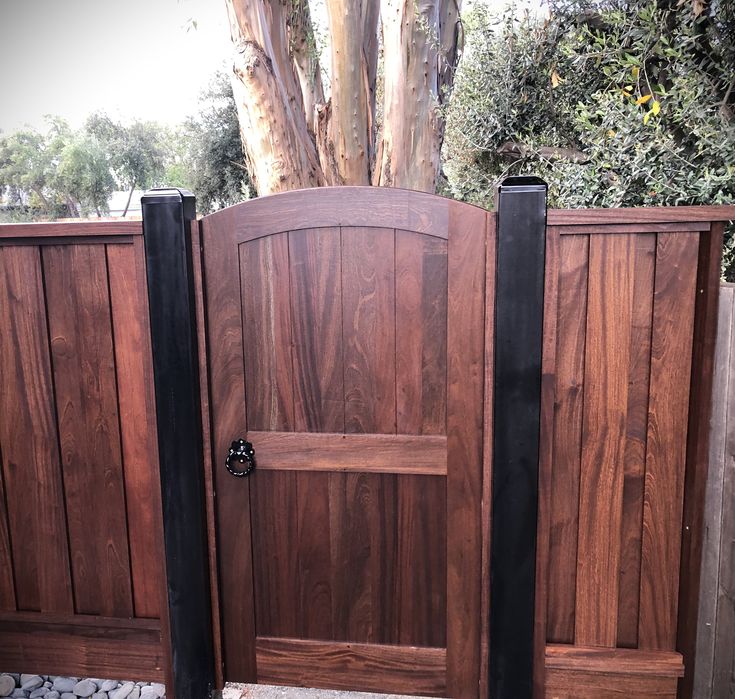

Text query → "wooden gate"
[199,188,489,696]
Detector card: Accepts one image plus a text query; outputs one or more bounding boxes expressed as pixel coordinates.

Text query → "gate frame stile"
[141,188,217,699]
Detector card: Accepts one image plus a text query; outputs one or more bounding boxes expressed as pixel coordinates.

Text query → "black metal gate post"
[141,189,216,699]
[490,176,547,698]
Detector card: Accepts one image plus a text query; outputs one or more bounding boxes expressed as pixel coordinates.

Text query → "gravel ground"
[224,685,435,699]
[0,674,165,699]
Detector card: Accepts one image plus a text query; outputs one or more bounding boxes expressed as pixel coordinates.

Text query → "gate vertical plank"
[547,234,589,643]
[616,234,656,647]
[575,234,635,647]
[289,227,344,433]
[335,227,397,645]
[638,232,699,650]
[240,234,295,432]
[446,203,485,697]
[288,227,342,642]
[107,243,161,619]
[202,208,256,681]
[342,227,396,434]
[395,232,448,436]
[0,246,72,613]
[43,244,133,618]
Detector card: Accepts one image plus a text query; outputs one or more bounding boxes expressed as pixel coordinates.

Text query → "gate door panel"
[201,188,487,697]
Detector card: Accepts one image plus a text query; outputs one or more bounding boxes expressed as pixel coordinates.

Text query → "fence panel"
[0,222,169,683]
[538,209,729,698]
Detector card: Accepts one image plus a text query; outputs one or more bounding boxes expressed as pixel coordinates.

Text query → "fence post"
[490,176,547,698]
[141,189,216,698]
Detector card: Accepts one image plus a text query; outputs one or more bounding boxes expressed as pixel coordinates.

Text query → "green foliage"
[57,134,116,216]
[444,0,735,279]
[181,71,254,213]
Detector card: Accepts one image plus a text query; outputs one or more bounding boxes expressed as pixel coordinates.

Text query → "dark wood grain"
[555,222,710,235]
[191,223,224,690]
[251,470,299,638]
[201,208,257,681]
[545,645,682,698]
[240,233,295,431]
[342,227,396,434]
[616,234,656,648]
[43,244,133,618]
[203,186,454,241]
[547,205,735,226]
[0,245,73,613]
[0,614,164,681]
[0,220,142,238]
[289,228,344,433]
[0,235,135,247]
[107,243,161,619]
[395,231,448,436]
[480,213,496,699]
[296,471,334,640]
[678,224,725,698]
[638,233,699,650]
[0,448,14,610]
[255,637,447,696]
[547,234,589,644]
[248,431,446,474]
[446,201,486,697]
[535,224,560,698]
[575,234,635,647]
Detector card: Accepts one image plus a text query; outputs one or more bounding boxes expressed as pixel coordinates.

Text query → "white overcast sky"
[0,0,544,135]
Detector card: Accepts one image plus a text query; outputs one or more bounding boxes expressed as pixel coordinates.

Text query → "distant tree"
[86,114,165,216]
[182,71,254,212]
[56,135,116,217]
[443,0,735,279]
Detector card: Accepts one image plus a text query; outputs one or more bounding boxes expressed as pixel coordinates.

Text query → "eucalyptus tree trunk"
[225,0,462,195]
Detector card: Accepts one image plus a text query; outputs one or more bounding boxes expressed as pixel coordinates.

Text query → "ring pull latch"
[225,438,256,477]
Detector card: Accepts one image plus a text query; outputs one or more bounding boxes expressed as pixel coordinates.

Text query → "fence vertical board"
[107,243,161,619]
[712,286,735,695]
[638,232,699,650]
[694,285,734,697]
[0,450,14,610]
[575,234,635,647]
[0,245,73,614]
[547,234,589,644]
[43,244,133,618]
[617,234,656,648]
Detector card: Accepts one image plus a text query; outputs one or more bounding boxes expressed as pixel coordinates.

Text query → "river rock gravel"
[0,676,164,699]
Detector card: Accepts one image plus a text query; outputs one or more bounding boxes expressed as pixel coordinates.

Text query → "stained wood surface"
[248,431,446,474]
[638,233,699,650]
[0,227,167,686]
[538,221,714,696]
[679,224,726,698]
[255,637,447,696]
[547,205,735,225]
[202,193,486,697]
[43,244,133,618]
[0,246,73,614]
[0,220,141,238]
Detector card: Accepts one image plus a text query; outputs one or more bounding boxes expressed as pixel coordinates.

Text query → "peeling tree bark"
[225,0,461,196]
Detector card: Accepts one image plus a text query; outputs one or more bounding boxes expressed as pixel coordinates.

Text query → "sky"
[0,0,545,136]
[0,0,232,133]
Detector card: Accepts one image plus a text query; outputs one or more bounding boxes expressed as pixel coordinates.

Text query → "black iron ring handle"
[225,439,256,477]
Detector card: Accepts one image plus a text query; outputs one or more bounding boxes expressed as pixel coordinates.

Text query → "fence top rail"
[0,219,142,239]
[547,205,735,226]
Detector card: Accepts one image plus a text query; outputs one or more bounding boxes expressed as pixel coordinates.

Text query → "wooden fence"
[0,203,732,698]
[694,283,735,698]
[0,222,170,686]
